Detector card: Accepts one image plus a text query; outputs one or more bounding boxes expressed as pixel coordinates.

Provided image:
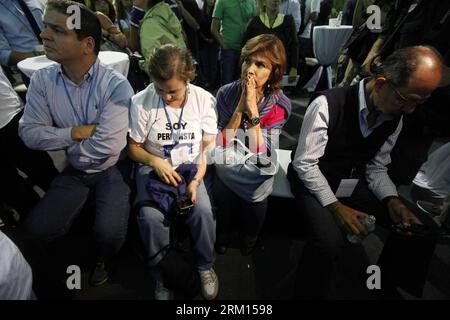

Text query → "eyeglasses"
[385,80,429,109]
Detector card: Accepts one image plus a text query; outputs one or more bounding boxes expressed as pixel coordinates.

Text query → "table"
[18,51,130,78]
[303,25,353,92]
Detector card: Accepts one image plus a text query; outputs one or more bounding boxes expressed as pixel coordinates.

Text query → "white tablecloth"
[18,51,130,78]
[304,25,353,92]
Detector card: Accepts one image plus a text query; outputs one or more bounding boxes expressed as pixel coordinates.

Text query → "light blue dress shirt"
[0,0,44,66]
[19,58,134,173]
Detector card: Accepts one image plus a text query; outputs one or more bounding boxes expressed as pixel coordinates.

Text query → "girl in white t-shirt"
[128,44,219,300]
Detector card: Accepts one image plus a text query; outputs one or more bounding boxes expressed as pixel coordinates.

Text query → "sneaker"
[199,268,219,300]
[154,280,173,300]
[89,262,108,287]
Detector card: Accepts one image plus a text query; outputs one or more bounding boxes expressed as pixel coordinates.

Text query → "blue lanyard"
[61,64,96,125]
[160,86,188,145]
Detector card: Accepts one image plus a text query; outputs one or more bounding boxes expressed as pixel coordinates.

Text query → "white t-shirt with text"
[129,83,218,168]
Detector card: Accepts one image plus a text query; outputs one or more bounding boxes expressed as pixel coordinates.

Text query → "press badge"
[335,179,359,198]
[170,144,191,166]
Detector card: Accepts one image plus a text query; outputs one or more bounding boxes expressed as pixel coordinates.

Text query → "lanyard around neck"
[61,64,96,125]
[160,86,188,145]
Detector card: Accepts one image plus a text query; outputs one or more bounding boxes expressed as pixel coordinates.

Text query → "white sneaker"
[154,280,173,300]
[199,268,219,300]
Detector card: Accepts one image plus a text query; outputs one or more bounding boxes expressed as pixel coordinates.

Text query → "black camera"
[174,195,194,216]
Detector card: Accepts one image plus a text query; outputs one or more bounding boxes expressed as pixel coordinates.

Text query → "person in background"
[211,0,256,86]
[128,0,146,52]
[361,0,450,188]
[198,0,219,91]
[0,0,45,85]
[243,0,298,84]
[257,0,301,33]
[298,0,320,58]
[74,0,129,49]
[139,0,186,73]
[116,0,133,42]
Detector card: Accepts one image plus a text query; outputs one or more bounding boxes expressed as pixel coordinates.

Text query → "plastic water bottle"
[336,11,343,27]
[347,215,376,243]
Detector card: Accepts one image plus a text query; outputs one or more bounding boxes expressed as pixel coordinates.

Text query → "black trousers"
[212,175,268,240]
[0,112,58,220]
[287,164,438,299]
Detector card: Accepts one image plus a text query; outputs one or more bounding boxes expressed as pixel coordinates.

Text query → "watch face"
[251,117,260,126]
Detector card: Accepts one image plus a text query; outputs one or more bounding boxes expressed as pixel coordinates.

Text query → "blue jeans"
[24,163,131,261]
[220,48,241,86]
[135,165,216,270]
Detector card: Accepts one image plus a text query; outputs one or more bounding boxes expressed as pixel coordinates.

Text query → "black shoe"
[215,233,230,255]
[240,235,258,256]
[89,262,108,287]
[215,243,228,255]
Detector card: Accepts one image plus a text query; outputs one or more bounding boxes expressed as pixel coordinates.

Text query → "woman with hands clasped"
[213,34,291,256]
[128,44,219,300]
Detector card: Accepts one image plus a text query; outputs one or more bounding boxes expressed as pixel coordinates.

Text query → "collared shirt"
[0,230,34,300]
[292,80,402,207]
[0,0,44,66]
[357,78,392,137]
[0,66,23,129]
[280,0,301,32]
[19,58,133,173]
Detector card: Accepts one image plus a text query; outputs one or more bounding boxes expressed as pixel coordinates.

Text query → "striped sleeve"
[291,95,338,207]
[365,118,403,201]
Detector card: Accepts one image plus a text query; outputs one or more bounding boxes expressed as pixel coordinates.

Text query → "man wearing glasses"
[287,46,443,299]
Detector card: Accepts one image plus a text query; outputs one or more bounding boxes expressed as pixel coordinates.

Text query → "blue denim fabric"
[135,165,216,270]
[219,48,241,86]
[24,163,131,261]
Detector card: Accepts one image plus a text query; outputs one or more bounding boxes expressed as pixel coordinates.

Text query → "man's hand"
[328,201,369,236]
[152,157,183,187]
[71,124,97,141]
[386,197,422,226]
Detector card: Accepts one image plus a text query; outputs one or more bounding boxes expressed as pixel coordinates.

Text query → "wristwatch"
[248,117,260,126]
